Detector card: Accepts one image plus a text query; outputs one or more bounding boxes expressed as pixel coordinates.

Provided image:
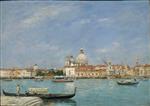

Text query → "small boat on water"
[52,76,74,82]
[3,87,76,99]
[3,79,13,81]
[117,79,139,85]
[34,76,44,81]
[34,79,44,82]
[139,77,149,81]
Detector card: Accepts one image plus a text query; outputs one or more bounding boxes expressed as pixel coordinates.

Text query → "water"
[1,79,150,106]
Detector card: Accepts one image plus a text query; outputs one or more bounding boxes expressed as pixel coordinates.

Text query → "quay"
[1,96,43,106]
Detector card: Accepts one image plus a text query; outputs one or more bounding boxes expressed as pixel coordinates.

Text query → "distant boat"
[3,79,13,81]
[34,79,44,81]
[34,76,44,81]
[117,79,139,85]
[141,78,149,81]
[3,87,76,99]
[139,77,149,81]
[52,76,74,82]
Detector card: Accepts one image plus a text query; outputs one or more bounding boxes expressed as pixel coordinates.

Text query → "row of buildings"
[0,64,38,78]
[63,49,150,78]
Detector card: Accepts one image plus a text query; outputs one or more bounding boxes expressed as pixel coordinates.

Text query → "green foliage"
[36,70,64,76]
[36,71,46,76]
[53,70,64,76]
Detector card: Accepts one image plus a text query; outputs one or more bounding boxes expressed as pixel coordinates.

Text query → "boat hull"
[117,81,139,85]
[2,88,76,99]
[52,79,74,82]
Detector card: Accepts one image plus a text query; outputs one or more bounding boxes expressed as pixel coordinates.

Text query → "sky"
[1,1,150,68]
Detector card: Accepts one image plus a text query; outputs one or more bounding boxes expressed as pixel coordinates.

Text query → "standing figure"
[16,84,20,96]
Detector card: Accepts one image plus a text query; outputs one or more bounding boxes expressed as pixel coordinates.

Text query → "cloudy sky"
[1,1,150,68]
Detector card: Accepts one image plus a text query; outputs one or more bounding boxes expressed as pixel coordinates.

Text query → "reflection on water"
[43,99,77,106]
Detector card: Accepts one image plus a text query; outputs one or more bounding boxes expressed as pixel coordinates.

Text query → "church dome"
[76,48,88,65]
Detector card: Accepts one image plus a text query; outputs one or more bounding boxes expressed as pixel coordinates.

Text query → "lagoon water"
[1,79,150,106]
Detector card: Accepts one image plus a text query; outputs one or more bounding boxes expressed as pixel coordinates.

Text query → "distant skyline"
[1,1,150,68]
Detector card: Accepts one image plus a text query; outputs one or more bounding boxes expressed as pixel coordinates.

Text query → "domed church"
[64,48,88,67]
[76,48,88,66]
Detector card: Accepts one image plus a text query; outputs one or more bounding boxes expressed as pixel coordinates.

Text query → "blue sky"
[1,1,150,68]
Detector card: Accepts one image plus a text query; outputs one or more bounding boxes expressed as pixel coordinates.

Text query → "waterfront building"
[63,49,149,78]
[64,49,91,78]
[0,69,12,78]
[75,65,107,78]
[126,68,135,77]
[106,61,114,76]
[0,68,32,78]
[33,64,39,71]
[64,49,108,78]
[65,56,76,67]
[64,66,76,78]
[134,64,150,77]
[0,64,38,78]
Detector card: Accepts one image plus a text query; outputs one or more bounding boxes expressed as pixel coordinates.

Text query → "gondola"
[117,80,139,85]
[52,79,74,82]
[2,87,76,99]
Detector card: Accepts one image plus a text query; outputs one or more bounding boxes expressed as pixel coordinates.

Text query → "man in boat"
[16,84,20,96]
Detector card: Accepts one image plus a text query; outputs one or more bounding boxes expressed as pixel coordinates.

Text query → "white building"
[19,69,32,78]
[106,62,114,76]
[64,66,76,78]
[64,48,88,77]
[0,69,12,78]
[33,64,39,71]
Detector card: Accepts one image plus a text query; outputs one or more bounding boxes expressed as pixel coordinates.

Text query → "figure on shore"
[16,84,20,96]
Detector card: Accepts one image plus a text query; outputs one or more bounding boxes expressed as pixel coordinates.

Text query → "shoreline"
[1,76,149,80]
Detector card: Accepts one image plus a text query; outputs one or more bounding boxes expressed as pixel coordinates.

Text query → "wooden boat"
[117,80,139,85]
[52,79,74,82]
[2,87,76,99]
[52,76,74,82]
[3,79,13,81]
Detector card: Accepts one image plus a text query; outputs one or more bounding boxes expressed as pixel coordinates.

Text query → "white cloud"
[130,37,143,44]
[96,48,109,53]
[112,42,120,48]
[78,19,91,25]
[96,42,121,54]
[21,5,77,27]
[98,18,110,23]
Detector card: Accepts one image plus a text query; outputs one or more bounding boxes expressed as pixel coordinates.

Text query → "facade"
[64,66,76,77]
[0,69,12,78]
[134,64,150,77]
[0,68,32,78]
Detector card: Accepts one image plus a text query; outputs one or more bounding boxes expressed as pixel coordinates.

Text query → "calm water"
[1,79,150,106]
